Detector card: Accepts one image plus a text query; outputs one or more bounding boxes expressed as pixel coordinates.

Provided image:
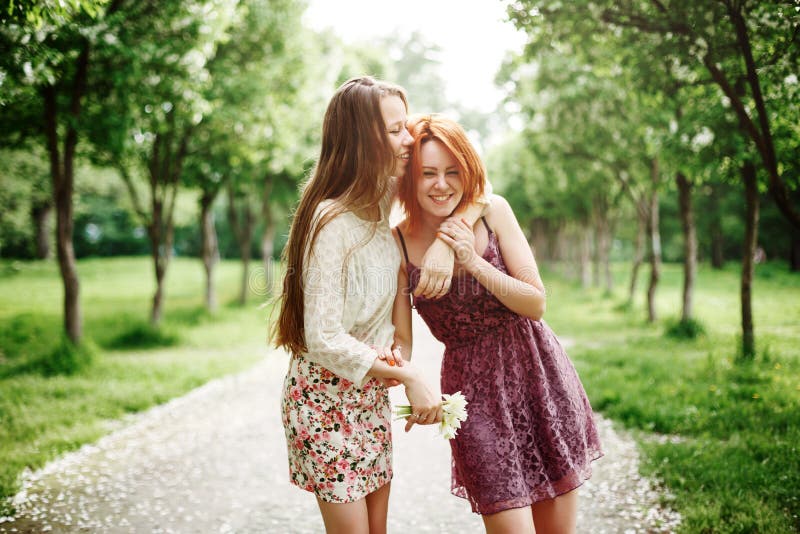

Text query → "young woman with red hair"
[391,114,603,534]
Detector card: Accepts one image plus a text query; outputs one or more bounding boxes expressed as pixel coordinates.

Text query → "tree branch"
[117,165,149,224]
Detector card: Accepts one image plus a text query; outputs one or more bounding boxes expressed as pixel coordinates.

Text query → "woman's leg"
[316,483,392,534]
[316,497,369,534]
[482,506,536,534]
[364,482,391,534]
[530,489,578,534]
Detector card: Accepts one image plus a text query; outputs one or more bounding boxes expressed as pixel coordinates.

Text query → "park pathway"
[1,313,680,533]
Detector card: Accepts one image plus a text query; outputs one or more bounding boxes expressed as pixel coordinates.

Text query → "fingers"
[404,414,417,432]
[415,270,452,299]
[404,406,442,432]
[391,346,404,367]
[413,270,430,297]
[436,231,454,244]
[375,346,403,366]
[416,410,433,425]
[432,275,451,299]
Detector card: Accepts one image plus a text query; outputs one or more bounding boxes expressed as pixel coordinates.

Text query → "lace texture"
[408,229,603,515]
[300,201,399,384]
[281,201,400,502]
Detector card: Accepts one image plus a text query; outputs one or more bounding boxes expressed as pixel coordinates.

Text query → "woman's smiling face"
[380,95,413,177]
[416,139,463,218]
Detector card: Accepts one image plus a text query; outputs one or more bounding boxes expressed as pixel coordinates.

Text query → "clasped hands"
[415,217,477,299]
[374,346,443,432]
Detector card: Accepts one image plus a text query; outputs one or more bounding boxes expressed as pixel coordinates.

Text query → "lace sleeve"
[302,213,377,384]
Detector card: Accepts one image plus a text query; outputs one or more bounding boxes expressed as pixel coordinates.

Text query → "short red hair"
[398,114,486,231]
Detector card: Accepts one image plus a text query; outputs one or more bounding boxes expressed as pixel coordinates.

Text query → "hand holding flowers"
[394,391,468,439]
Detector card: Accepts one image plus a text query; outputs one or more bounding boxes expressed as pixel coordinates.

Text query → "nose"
[434,172,447,189]
[401,128,413,146]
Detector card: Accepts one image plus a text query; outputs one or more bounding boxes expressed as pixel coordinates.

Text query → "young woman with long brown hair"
[273,77,486,534]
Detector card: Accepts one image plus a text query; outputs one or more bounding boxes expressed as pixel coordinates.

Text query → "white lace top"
[300,199,400,385]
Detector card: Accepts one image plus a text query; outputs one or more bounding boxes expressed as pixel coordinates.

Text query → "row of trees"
[493,0,799,358]
[0,0,318,341]
[2,1,796,360]
[0,1,464,350]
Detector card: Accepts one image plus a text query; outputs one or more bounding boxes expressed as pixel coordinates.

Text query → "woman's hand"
[403,372,443,432]
[437,217,477,268]
[374,345,404,367]
[374,345,404,387]
[416,239,455,299]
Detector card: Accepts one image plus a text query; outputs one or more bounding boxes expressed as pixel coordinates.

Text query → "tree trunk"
[740,160,759,359]
[227,183,256,306]
[646,158,661,323]
[42,41,90,344]
[552,222,566,263]
[727,5,800,231]
[529,218,549,262]
[145,139,186,324]
[200,191,220,312]
[791,234,800,272]
[580,225,592,288]
[261,219,276,297]
[604,217,615,294]
[592,217,601,288]
[709,184,725,269]
[676,172,697,322]
[31,200,53,259]
[629,210,647,304]
[239,209,255,305]
[147,206,176,325]
[595,207,613,294]
[151,252,167,325]
[260,178,276,296]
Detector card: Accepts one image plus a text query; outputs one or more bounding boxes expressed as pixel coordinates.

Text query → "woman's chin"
[422,204,454,218]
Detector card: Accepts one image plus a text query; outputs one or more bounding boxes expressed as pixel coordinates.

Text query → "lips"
[429,194,453,205]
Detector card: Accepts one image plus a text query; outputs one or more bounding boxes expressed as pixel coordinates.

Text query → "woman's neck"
[410,211,447,239]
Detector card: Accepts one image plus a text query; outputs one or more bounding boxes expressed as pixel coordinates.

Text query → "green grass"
[1,256,798,531]
[542,261,800,533]
[0,257,274,515]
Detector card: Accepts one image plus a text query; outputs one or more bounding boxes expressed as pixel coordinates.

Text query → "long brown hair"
[398,114,485,232]
[273,76,408,355]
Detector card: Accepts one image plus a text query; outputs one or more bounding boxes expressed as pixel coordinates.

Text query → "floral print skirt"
[281,354,392,503]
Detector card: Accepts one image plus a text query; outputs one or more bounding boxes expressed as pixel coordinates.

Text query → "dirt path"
[1,313,680,533]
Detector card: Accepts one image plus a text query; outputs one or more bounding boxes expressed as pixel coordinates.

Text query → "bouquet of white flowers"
[393,391,468,440]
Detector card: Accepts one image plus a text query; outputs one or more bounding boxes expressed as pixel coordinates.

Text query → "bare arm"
[438,195,546,320]
[415,182,492,298]
[392,266,413,363]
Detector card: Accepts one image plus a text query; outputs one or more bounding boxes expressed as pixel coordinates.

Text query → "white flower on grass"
[393,391,468,440]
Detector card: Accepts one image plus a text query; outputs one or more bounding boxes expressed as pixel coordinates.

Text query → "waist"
[441,314,530,351]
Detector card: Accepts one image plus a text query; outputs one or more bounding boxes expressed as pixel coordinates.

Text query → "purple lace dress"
[397,222,603,515]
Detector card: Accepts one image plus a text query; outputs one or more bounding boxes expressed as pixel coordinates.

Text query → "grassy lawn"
[542,261,800,533]
[1,256,798,531]
[0,257,273,516]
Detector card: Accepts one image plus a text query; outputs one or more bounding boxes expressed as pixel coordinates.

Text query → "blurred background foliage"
[0,0,799,530]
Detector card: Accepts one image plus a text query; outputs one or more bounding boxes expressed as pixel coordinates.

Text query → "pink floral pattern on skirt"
[281,354,392,503]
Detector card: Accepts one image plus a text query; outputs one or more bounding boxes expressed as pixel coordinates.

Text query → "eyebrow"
[422,165,459,170]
